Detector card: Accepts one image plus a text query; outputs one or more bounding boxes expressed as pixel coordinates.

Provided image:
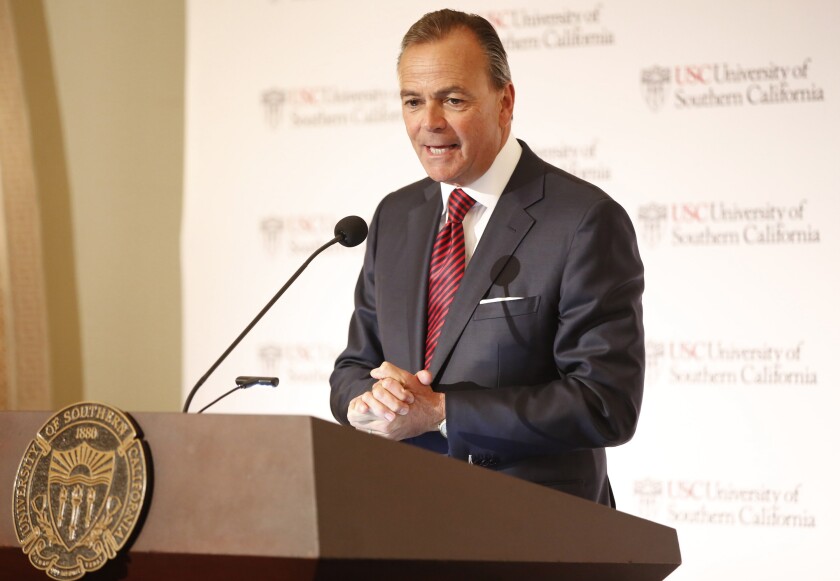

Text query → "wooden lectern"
[0,412,680,580]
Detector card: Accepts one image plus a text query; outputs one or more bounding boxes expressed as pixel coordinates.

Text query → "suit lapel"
[428,147,545,379]
[404,181,442,372]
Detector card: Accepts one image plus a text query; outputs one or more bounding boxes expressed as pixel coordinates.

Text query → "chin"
[432,174,461,184]
[421,168,450,183]
[422,165,463,184]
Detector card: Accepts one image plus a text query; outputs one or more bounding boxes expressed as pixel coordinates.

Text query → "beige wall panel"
[0,0,51,410]
[10,0,82,409]
[33,0,185,411]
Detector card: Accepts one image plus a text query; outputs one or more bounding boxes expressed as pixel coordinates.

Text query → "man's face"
[398,28,514,187]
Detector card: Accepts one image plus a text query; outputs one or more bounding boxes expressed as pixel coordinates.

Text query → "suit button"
[470,454,499,468]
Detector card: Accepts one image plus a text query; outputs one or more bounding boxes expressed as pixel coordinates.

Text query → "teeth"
[429,146,451,154]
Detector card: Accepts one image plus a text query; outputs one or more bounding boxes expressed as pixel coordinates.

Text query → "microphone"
[235,376,281,388]
[196,377,280,414]
[335,215,368,247]
[182,215,369,413]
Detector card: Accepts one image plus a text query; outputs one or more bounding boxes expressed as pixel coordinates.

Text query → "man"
[330,9,644,507]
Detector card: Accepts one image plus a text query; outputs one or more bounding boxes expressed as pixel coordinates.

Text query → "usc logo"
[671,203,713,223]
[674,65,715,85]
[669,480,707,499]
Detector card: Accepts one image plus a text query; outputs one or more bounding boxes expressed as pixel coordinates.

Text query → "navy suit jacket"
[330,141,644,506]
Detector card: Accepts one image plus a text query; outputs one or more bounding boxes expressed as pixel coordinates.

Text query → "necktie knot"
[447,188,476,224]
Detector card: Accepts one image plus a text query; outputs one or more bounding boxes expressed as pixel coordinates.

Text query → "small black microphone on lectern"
[235,376,280,388]
[182,215,369,413]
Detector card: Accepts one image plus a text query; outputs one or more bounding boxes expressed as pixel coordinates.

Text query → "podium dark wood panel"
[1,411,680,580]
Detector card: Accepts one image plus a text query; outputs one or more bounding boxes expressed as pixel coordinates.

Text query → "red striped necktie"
[425,188,477,369]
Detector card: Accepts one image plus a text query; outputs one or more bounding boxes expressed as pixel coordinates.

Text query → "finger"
[369,368,416,405]
[371,381,411,415]
[348,396,370,415]
[369,366,393,381]
[361,391,396,422]
[371,361,413,383]
[378,377,415,404]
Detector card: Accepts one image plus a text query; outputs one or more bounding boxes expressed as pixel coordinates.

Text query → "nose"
[421,102,446,131]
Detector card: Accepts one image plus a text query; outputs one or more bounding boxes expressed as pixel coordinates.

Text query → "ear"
[499,82,515,126]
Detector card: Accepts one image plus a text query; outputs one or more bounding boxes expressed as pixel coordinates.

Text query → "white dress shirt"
[439,135,523,265]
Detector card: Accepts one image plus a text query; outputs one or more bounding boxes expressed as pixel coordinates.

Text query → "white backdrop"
[183,1,840,578]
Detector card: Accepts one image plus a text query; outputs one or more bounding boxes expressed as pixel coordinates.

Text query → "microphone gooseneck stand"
[182,216,368,413]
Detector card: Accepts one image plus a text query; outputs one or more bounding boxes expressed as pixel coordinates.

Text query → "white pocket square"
[479,297,524,304]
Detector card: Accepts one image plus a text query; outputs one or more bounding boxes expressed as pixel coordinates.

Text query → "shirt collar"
[440,135,523,211]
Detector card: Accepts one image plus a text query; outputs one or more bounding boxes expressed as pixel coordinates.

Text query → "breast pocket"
[472,296,540,320]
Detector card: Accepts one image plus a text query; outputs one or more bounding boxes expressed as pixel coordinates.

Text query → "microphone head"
[334,215,368,247]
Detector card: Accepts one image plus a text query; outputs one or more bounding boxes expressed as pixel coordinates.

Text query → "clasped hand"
[347,362,444,440]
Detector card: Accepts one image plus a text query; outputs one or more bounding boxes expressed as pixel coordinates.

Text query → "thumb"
[415,369,433,386]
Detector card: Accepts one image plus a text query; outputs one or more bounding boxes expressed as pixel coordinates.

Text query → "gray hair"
[398,9,512,89]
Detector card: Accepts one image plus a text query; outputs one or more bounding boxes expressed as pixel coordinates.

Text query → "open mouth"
[426,144,458,155]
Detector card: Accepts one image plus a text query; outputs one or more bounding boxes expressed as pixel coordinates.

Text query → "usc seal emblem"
[11,402,148,580]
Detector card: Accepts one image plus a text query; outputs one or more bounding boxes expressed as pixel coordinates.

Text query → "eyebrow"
[400,86,470,98]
